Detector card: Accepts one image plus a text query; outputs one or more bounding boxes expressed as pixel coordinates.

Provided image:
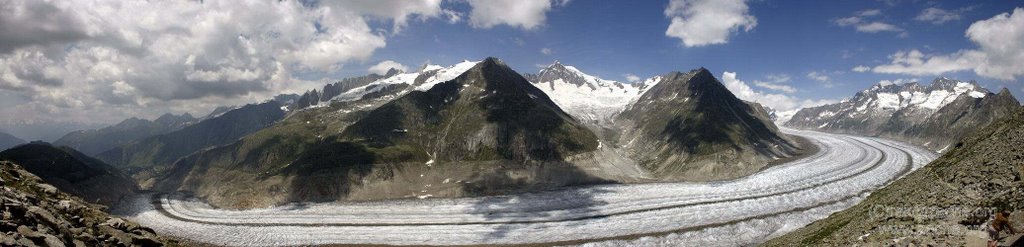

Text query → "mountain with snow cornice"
[786,78,1020,152]
[524,62,658,125]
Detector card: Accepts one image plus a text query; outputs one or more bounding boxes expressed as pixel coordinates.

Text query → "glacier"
[114,128,936,246]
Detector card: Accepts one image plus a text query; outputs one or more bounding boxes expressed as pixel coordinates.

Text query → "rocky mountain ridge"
[786,78,1020,152]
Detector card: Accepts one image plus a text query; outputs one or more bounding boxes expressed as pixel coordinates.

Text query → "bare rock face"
[0,161,168,246]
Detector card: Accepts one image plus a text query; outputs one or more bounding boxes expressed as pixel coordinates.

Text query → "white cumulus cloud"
[466,0,565,30]
[368,60,409,75]
[852,65,870,72]
[872,8,1024,81]
[664,0,757,47]
[721,71,837,114]
[0,0,449,130]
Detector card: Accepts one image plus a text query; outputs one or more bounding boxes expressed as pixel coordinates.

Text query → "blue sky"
[1,0,1022,140]
[342,1,1024,108]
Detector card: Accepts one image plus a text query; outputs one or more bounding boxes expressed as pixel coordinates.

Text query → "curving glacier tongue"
[116,129,936,246]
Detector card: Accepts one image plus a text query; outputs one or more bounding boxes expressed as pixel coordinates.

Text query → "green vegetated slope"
[96,101,285,186]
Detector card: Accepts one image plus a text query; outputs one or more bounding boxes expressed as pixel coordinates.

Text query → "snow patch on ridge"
[326,61,480,103]
[415,60,478,91]
[530,64,662,125]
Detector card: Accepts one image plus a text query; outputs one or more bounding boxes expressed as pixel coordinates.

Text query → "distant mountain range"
[0,131,26,151]
[786,78,1020,152]
[95,101,286,187]
[53,113,197,155]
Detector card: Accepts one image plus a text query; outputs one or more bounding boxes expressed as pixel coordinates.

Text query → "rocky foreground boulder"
[0,161,169,246]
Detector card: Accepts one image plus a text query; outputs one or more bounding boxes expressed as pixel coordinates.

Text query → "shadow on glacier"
[461,161,613,241]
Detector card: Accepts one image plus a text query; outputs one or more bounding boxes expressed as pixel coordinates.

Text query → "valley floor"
[111,129,936,246]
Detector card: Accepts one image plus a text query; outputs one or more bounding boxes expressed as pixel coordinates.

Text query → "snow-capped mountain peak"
[524,62,659,125]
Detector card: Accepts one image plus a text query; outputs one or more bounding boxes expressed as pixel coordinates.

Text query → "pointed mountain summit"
[155,57,602,208]
[616,68,801,181]
[338,57,596,162]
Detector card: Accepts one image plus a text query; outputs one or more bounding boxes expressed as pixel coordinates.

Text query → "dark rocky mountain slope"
[0,143,136,206]
[616,68,801,181]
